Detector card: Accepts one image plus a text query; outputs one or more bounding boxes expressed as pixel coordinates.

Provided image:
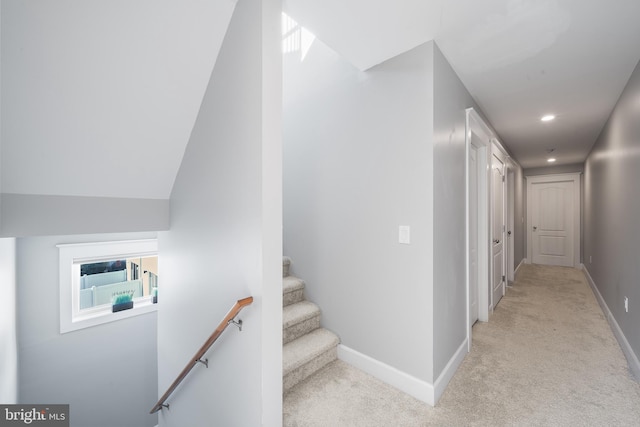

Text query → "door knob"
[493,239,500,244]
[507,230,512,236]
[533,226,537,231]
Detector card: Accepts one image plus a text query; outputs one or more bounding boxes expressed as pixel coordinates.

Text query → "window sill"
[62,299,158,334]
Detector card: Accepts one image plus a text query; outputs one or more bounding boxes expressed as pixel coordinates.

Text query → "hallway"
[284,264,640,426]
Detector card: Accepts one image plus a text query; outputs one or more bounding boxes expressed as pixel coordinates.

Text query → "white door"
[469,145,479,326]
[530,179,575,266]
[507,169,515,282]
[491,154,505,309]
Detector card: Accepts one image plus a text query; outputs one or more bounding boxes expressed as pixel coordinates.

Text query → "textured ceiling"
[285,0,640,168]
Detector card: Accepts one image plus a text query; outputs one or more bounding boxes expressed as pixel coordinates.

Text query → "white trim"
[582,265,640,380]
[526,173,581,267]
[337,345,435,406]
[466,108,492,354]
[433,339,469,404]
[489,144,507,310]
[506,168,516,283]
[337,339,469,406]
[514,258,526,276]
[58,239,158,333]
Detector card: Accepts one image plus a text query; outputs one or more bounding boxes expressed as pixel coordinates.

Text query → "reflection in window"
[78,256,158,310]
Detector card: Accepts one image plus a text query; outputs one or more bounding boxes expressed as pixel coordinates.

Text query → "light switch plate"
[399,226,411,244]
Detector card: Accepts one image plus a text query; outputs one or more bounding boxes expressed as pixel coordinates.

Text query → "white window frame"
[58,239,158,333]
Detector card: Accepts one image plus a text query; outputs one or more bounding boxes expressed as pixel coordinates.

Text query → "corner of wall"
[337,345,436,406]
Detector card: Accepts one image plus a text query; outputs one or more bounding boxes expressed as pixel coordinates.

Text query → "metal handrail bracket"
[150,296,253,414]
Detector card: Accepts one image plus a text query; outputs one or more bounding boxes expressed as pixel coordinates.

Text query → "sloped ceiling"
[284,0,640,168]
[3,0,639,200]
[1,0,237,199]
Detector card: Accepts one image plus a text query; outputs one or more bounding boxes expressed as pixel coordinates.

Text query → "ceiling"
[284,0,640,169]
[1,0,236,199]
[2,0,639,202]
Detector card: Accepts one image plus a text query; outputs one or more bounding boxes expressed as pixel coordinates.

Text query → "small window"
[58,239,158,333]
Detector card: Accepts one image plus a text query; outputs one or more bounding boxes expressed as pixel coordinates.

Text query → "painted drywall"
[1,0,235,200]
[523,163,584,176]
[584,58,640,363]
[17,232,158,427]
[0,238,17,403]
[432,45,477,378]
[1,194,169,237]
[284,39,435,382]
[157,0,282,425]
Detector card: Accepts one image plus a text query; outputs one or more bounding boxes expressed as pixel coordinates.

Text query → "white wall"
[17,232,158,427]
[584,58,640,369]
[0,238,17,403]
[1,0,235,200]
[1,194,169,237]
[284,39,435,382]
[432,45,484,377]
[157,0,282,425]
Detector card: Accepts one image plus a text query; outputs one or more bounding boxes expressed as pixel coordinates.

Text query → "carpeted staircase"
[282,257,340,393]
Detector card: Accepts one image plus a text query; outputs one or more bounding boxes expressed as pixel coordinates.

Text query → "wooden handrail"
[150,296,254,414]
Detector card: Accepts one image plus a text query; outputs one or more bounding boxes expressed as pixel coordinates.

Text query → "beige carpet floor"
[283,264,640,426]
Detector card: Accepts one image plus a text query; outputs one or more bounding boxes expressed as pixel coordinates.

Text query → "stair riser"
[283,347,337,393]
[284,316,320,345]
[283,289,304,307]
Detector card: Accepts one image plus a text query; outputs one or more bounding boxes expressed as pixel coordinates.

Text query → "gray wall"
[157,0,282,425]
[584,59,640,364]
[0,238,17,403]
[17,232,158,427]
[432,45,478,377]
[1,194,169,237]
[284,40,435,381]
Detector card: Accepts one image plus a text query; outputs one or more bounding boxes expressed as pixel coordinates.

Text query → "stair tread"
[283,301,320,329]
[283,328,339,375]
[283,276,305,294]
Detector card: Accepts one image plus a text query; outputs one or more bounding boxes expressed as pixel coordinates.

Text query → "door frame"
[506,165,515,282]
[465,108,491,351]
[525,173,581,267]
[490,141,508,311]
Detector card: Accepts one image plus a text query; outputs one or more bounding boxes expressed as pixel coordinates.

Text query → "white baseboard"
[337,339,468,407]
[515,258,526,276]
[433,338,468,404]
[337,345,435,405]
[582,265,640,380]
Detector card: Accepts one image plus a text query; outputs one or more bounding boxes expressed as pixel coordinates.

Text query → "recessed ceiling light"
[541,114,556,122]
[547,158,557,163]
